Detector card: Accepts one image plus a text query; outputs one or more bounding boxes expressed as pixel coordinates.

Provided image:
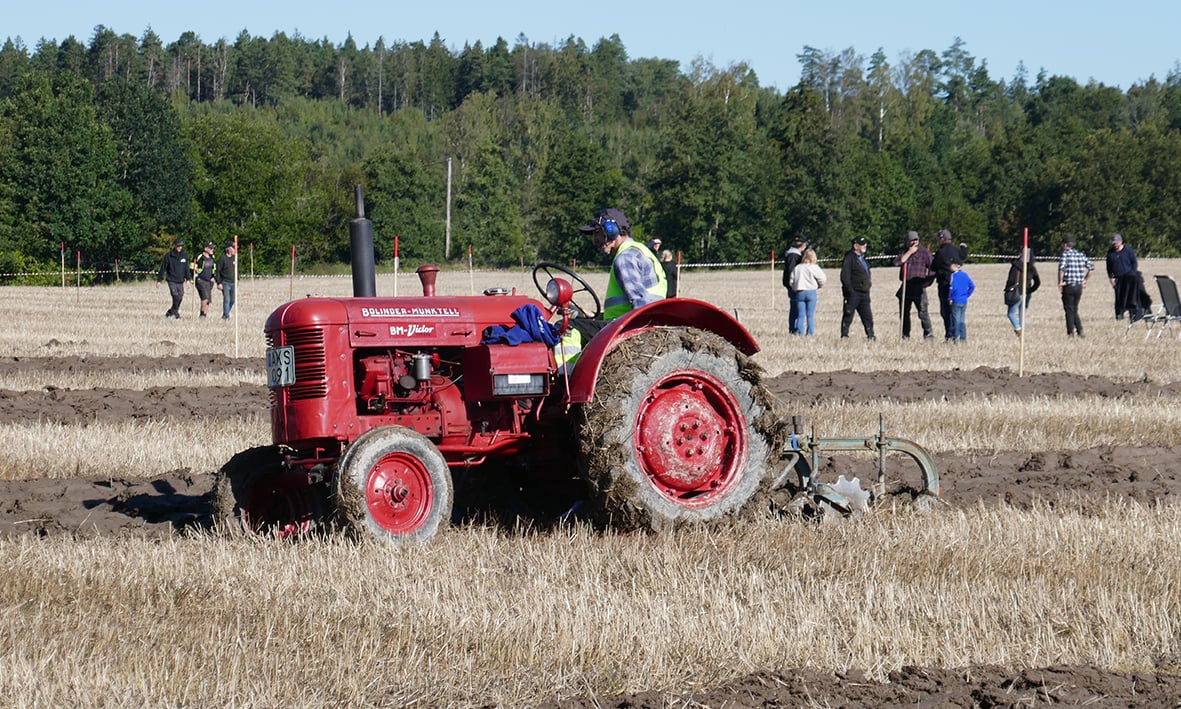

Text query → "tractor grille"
[271,326,328,401]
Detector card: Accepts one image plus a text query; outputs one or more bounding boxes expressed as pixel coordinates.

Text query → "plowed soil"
[3,355,1181,706]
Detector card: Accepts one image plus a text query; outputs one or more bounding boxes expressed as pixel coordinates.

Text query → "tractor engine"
[266,290,556,469]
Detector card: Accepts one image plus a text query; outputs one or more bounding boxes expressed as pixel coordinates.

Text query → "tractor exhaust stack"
[349,185,376,297]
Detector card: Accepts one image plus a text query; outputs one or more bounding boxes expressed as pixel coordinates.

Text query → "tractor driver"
[555,208,667,369]
[578,207,667,321]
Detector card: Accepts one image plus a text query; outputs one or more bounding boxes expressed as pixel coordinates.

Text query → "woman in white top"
[788,249,826,335]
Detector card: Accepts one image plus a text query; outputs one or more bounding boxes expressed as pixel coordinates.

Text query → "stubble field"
[2,258,1181,707]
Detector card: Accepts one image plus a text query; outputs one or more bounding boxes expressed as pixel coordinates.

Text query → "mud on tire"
[333,426,454,545]
[213,445,330,537]
[578,327,783,532]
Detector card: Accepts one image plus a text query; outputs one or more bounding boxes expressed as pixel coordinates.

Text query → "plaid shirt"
[611,240,663,309]
[894,245,934,280]
[1058,247,1094,285]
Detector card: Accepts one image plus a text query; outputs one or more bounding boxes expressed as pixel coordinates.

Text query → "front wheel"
[214,445,329,538]
[579,327,775,531]
[334,426,453,544]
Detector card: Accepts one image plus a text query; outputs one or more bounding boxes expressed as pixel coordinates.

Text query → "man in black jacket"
[839,236,875,339]
[930,229,968,340]
[156,238,188,319]
[782,236,807,334]
[1106,233,1142,320]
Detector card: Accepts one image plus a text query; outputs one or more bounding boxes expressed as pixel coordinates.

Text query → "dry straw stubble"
[3,259,1181,705]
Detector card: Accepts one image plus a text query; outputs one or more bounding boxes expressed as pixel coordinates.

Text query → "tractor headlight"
[545,278,573,307]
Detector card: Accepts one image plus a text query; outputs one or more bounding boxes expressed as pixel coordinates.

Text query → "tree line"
[1,27,1180,281]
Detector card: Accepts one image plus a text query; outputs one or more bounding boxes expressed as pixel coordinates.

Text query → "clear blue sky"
[4,0,1179,92]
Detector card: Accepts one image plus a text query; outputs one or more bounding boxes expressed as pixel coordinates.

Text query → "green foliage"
[96,78,193,236]
[0,30,1179,274]
[1058,127,1181,256]
[533,129,620,266]
[648,67,776,263]
[184,110,324,268]
[363,139,445,263]
[0,70,137,264]
[454,138,522,266]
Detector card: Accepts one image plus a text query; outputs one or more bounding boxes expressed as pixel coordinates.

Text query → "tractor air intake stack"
[349,185,376,297]
[417,264,440,296]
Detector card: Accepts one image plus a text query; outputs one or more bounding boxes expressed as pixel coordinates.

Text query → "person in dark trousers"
[216,243,237,319]
[892,230,935,340]
[782,236,807,334]
[930,229,968,341]
[1058,236,1094,337]
[659,249,678,297]
[191,241,216,319]
[1004,250,1040,335]
[157,238,188,319]
[1106,233,1143,321]
[839,236,875,340]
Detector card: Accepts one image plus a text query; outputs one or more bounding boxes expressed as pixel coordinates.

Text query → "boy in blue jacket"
[948,259,975,342]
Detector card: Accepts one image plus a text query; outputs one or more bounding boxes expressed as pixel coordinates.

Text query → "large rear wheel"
[334,426,453,544]
[214,445,329,537]
[579,327,775,531]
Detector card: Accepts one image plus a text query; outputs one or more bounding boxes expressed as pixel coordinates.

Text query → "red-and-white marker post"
[1019,227,1029,377]
[234,235,241,357]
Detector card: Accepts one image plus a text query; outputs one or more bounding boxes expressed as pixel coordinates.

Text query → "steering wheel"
[532,262,603,320]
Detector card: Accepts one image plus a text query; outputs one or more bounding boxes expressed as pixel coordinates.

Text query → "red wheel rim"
[365,452,435,534]
[244,485,319,538]
[634,370,748,508]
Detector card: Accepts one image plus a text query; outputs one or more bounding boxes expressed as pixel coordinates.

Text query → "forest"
[1,26,1180,278]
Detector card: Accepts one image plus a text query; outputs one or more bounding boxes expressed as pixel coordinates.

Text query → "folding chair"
[1142,275,1181,339]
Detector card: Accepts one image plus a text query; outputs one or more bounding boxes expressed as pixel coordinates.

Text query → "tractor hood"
[266,295,540,348]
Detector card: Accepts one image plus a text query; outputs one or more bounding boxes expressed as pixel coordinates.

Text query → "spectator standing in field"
[892,230,935,340]
[659,249,678,297]
[1058,236,1094,337]
[948,259,975,342]
[1106,233,1144,321]
[789,248,826,336]
[157,238,188,319]
[931,229,968,341]
[839,236,875,340]
[190,241,216,319]
[1004,249,1040,336]
[216,243,238,319]
[782,237,807,334]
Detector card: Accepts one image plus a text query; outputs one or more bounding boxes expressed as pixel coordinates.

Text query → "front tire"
[334,426,453,544]
[579,327,775,531]
[214,445,329,537]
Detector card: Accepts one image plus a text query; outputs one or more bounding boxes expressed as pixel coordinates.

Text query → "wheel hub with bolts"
[367,453,433,533]
[635,371,745,504]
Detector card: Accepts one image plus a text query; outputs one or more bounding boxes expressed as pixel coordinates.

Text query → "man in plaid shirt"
[1058,236,1094,337]
[893,230,935,339]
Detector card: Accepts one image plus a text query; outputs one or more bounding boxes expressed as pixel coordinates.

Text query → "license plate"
[266,346,296,388]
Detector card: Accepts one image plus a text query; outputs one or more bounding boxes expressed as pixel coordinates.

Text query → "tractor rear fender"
[564,298,759,405]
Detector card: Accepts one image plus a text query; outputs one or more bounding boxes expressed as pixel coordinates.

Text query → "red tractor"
[215,194,939,542]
